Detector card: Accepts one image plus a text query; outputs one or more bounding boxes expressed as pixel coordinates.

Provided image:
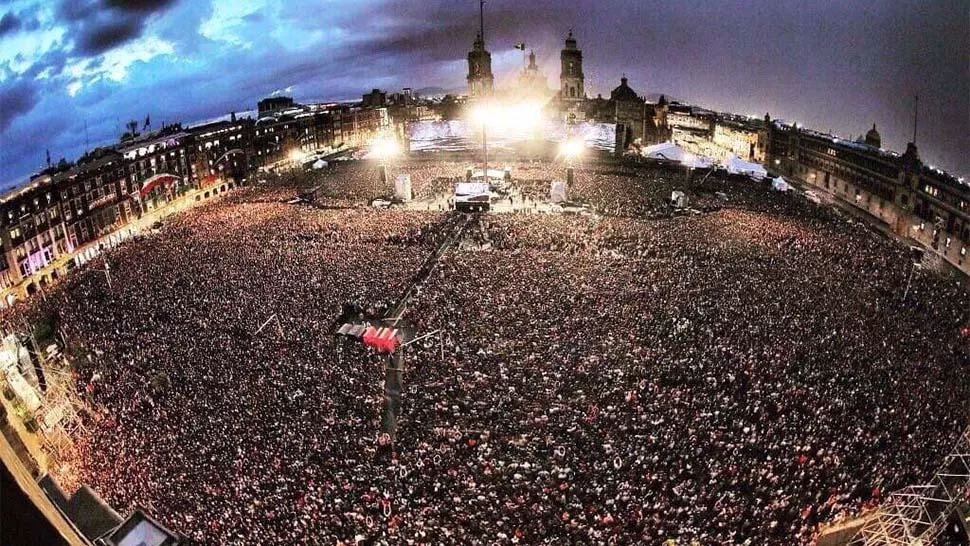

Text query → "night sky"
[0,0,967,187]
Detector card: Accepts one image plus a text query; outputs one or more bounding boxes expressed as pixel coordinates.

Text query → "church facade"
[587,76,670,148]
[462,18,669,149]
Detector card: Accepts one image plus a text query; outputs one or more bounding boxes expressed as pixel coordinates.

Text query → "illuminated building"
[713,118,766,162]
[119,124,196,212]
[517,51,550,98]
[588,76,669,148]
[187,116,254,188]
[556,30,586,122]
[766,116,970,274]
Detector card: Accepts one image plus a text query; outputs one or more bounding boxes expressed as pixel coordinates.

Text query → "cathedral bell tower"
[467,2,494,99]
[560,30,584,102]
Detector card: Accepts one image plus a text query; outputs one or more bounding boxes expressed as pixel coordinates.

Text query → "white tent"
[723,154,767,180]
[395,174,413,201]
[641,142,712,168]
[771,176,793,192]
[550,180,568,203]
[311,159,328,170]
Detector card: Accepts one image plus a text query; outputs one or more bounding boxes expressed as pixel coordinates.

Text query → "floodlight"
[560,139,584,159]
[370,137,400,160]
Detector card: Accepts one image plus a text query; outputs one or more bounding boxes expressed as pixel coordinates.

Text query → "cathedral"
[463,10,669,149]
[467,32,494,98]
[587,76,670,148]
[517,50,549,98]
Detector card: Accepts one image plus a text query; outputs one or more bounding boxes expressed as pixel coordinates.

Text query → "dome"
[610,77,639,102]
[865,123,881,148]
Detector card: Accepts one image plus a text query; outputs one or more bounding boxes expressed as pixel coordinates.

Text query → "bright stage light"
[288,149,307,163]
[469,100,545,132]
[560,138,584,159]
[369,136,400,160]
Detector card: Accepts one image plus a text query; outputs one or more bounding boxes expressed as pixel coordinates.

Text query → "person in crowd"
[7,158,967,545]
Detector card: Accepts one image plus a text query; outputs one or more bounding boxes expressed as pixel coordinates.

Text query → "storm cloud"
[0,0,967,187]
[0,79,39,133]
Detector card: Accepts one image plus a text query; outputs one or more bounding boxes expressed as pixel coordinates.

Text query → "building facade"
[119,125,196,213]
[713,118,766,162]
[188,117,254,188]
[589,77,670,149]
[766,117,970,274]
[518,51,550,98]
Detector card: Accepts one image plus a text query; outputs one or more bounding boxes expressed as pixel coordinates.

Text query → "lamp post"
[370,136,399,197]
[561,138,583,188]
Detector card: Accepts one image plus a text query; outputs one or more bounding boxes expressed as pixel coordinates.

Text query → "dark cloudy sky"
[1,0,967,187]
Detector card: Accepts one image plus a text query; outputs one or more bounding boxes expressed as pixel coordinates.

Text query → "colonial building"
[667,104,714,132]
[362,89,388,108]
[556,31,586,122]
[517,51,550,98]
[589,77,670,149]
[187,116,254,187]
[766,116,970,274]
[253,100,391,169]
[0,147,134,299]
[257,96,296,116]
[59,149,132,252]
[713,117,766,162]
[467,33,494,99]
[560,31,584,102]
[119,124,196,213]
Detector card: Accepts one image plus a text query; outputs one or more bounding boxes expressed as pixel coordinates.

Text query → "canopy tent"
[723,154,768,181]
[641,142,712,168]
[771,176,793,192]
[137,173,180,198]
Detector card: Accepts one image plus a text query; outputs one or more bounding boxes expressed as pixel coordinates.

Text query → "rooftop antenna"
[912,94,918,144]
[479,0,485,44]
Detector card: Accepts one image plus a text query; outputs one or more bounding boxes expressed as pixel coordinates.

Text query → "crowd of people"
[4,157,968,545]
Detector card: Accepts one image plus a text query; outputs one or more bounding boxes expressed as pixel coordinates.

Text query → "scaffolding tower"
[850,426,970,545]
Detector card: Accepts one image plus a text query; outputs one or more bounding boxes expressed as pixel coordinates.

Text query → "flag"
[514,42,526,50]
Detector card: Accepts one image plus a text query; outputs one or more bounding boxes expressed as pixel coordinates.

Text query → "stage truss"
[850,426,970,545]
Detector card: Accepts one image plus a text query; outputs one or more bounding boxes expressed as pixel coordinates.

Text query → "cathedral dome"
[610,77,639,102]
[864,123,881,148]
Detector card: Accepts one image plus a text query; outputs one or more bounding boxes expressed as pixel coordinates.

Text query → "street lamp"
[369,136,400,194]
[560,138,584,187]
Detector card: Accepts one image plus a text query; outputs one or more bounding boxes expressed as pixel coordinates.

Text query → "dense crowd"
[6,159,969,545]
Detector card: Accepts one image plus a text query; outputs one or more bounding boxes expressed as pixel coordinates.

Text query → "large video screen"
[116,521,170,546]
[408,120,615,153]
